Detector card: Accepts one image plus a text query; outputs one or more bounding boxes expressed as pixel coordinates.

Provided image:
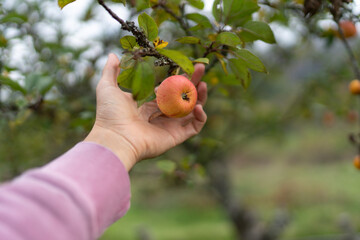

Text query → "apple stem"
[182,92,190,101]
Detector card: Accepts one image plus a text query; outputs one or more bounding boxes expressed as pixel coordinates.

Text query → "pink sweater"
[0,142,131,240]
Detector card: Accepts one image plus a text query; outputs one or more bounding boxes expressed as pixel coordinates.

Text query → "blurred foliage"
[0,0,122,178]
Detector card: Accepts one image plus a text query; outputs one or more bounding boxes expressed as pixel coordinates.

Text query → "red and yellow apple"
[156,75,197,118]
[354,155,360,170]
[338,21,357,38]
[349,79,360,94]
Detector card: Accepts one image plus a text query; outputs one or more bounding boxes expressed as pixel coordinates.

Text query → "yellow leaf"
[58,0,76,9]
[153,37,160,46]
[170,67,180,76]
[153,37,168,49]
[155,41,168,49]
[215,53,228,75]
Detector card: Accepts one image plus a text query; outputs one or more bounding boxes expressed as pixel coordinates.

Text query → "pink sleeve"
[0,142,131,240]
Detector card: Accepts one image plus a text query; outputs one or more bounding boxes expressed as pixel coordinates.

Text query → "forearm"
[0,142,131,240]
[84,124,138,171]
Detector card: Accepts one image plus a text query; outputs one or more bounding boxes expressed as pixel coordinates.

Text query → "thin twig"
[328,4,360,79]
[97,0,178,73]
[179,3,200,58]
[203,41,216,57]
[153,1,199,58]
[98,0,151,48]
[258,0,303,12]
[98,0,130,30]
[155,0,192,36]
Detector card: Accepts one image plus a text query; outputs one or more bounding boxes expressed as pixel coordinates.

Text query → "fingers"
[99,53,121,88]
[191,63,205,86]
[197,81,207,106]
[185,104,207,135]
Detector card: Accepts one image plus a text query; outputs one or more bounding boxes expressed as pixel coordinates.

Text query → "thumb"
[99,53,121,87]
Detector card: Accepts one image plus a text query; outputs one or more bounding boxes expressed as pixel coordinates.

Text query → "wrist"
[84,124,138,171]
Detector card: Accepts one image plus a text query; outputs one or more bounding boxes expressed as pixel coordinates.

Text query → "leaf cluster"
[59,0,276,102]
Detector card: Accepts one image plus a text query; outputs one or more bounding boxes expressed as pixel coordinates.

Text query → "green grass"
[233,162,360,239]
[102,161,360,240]
[101,207,233,240]
[101,124,360,240]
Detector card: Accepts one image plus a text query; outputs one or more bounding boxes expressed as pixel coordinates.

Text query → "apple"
[354,155,360,170]
[349,79,360,94]
[338,21,357,38]
[156,75,197,118]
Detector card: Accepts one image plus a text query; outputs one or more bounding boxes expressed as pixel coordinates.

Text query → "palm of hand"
[94,54,207,161]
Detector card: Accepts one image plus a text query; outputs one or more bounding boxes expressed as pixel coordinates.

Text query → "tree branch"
[98,0,129,29]
[153,1,200,58]
[326,3,360,80]
[203,41,216,58]
[155,0,192,36]
[97,0,178,73]
[258,0,303,13]
[98,0,151,48]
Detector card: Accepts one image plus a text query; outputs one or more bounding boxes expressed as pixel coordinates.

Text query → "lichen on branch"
[97,0,177,72]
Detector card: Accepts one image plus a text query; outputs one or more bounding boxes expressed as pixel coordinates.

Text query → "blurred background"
[2,0,360,239]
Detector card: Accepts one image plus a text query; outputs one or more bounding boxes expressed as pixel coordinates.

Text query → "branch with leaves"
[152,0,192,36]
[98,0,177,70]
[56,0,275,103]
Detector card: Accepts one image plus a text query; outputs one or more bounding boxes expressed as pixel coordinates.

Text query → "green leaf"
[138,12,158,41]
[0,76,26,94]
[132,61,155,100]
[137,93,156,107]
[223,0,243,20]
[0,12,28,24]
[136,0,150,11]
[117,67,136,89]
[156,160,176,174]
[186,13,212,30]
[212,0,221,22]
[229,59,251,89]
[25,74,41,93]
[158,49,194,75]
[193,58,209,64]
[58,0,76,9]
[221,74,242,85]
[239,21,276,44]
[227,0,259,26]
[216,32,242,47]
[37,77,54,95]
[218,87,229,96]
[22,74,54,95]
[111,0,126,5]
[0,35,7,48]
[187,0,204,9]
[120,54,136,69]
[234,49,267,73]
[120,36,138,50]
[176,36,201,44]
[15,99,28,109]
[152,9,170,26]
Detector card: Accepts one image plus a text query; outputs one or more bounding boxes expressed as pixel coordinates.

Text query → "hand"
[85,54,207,171]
